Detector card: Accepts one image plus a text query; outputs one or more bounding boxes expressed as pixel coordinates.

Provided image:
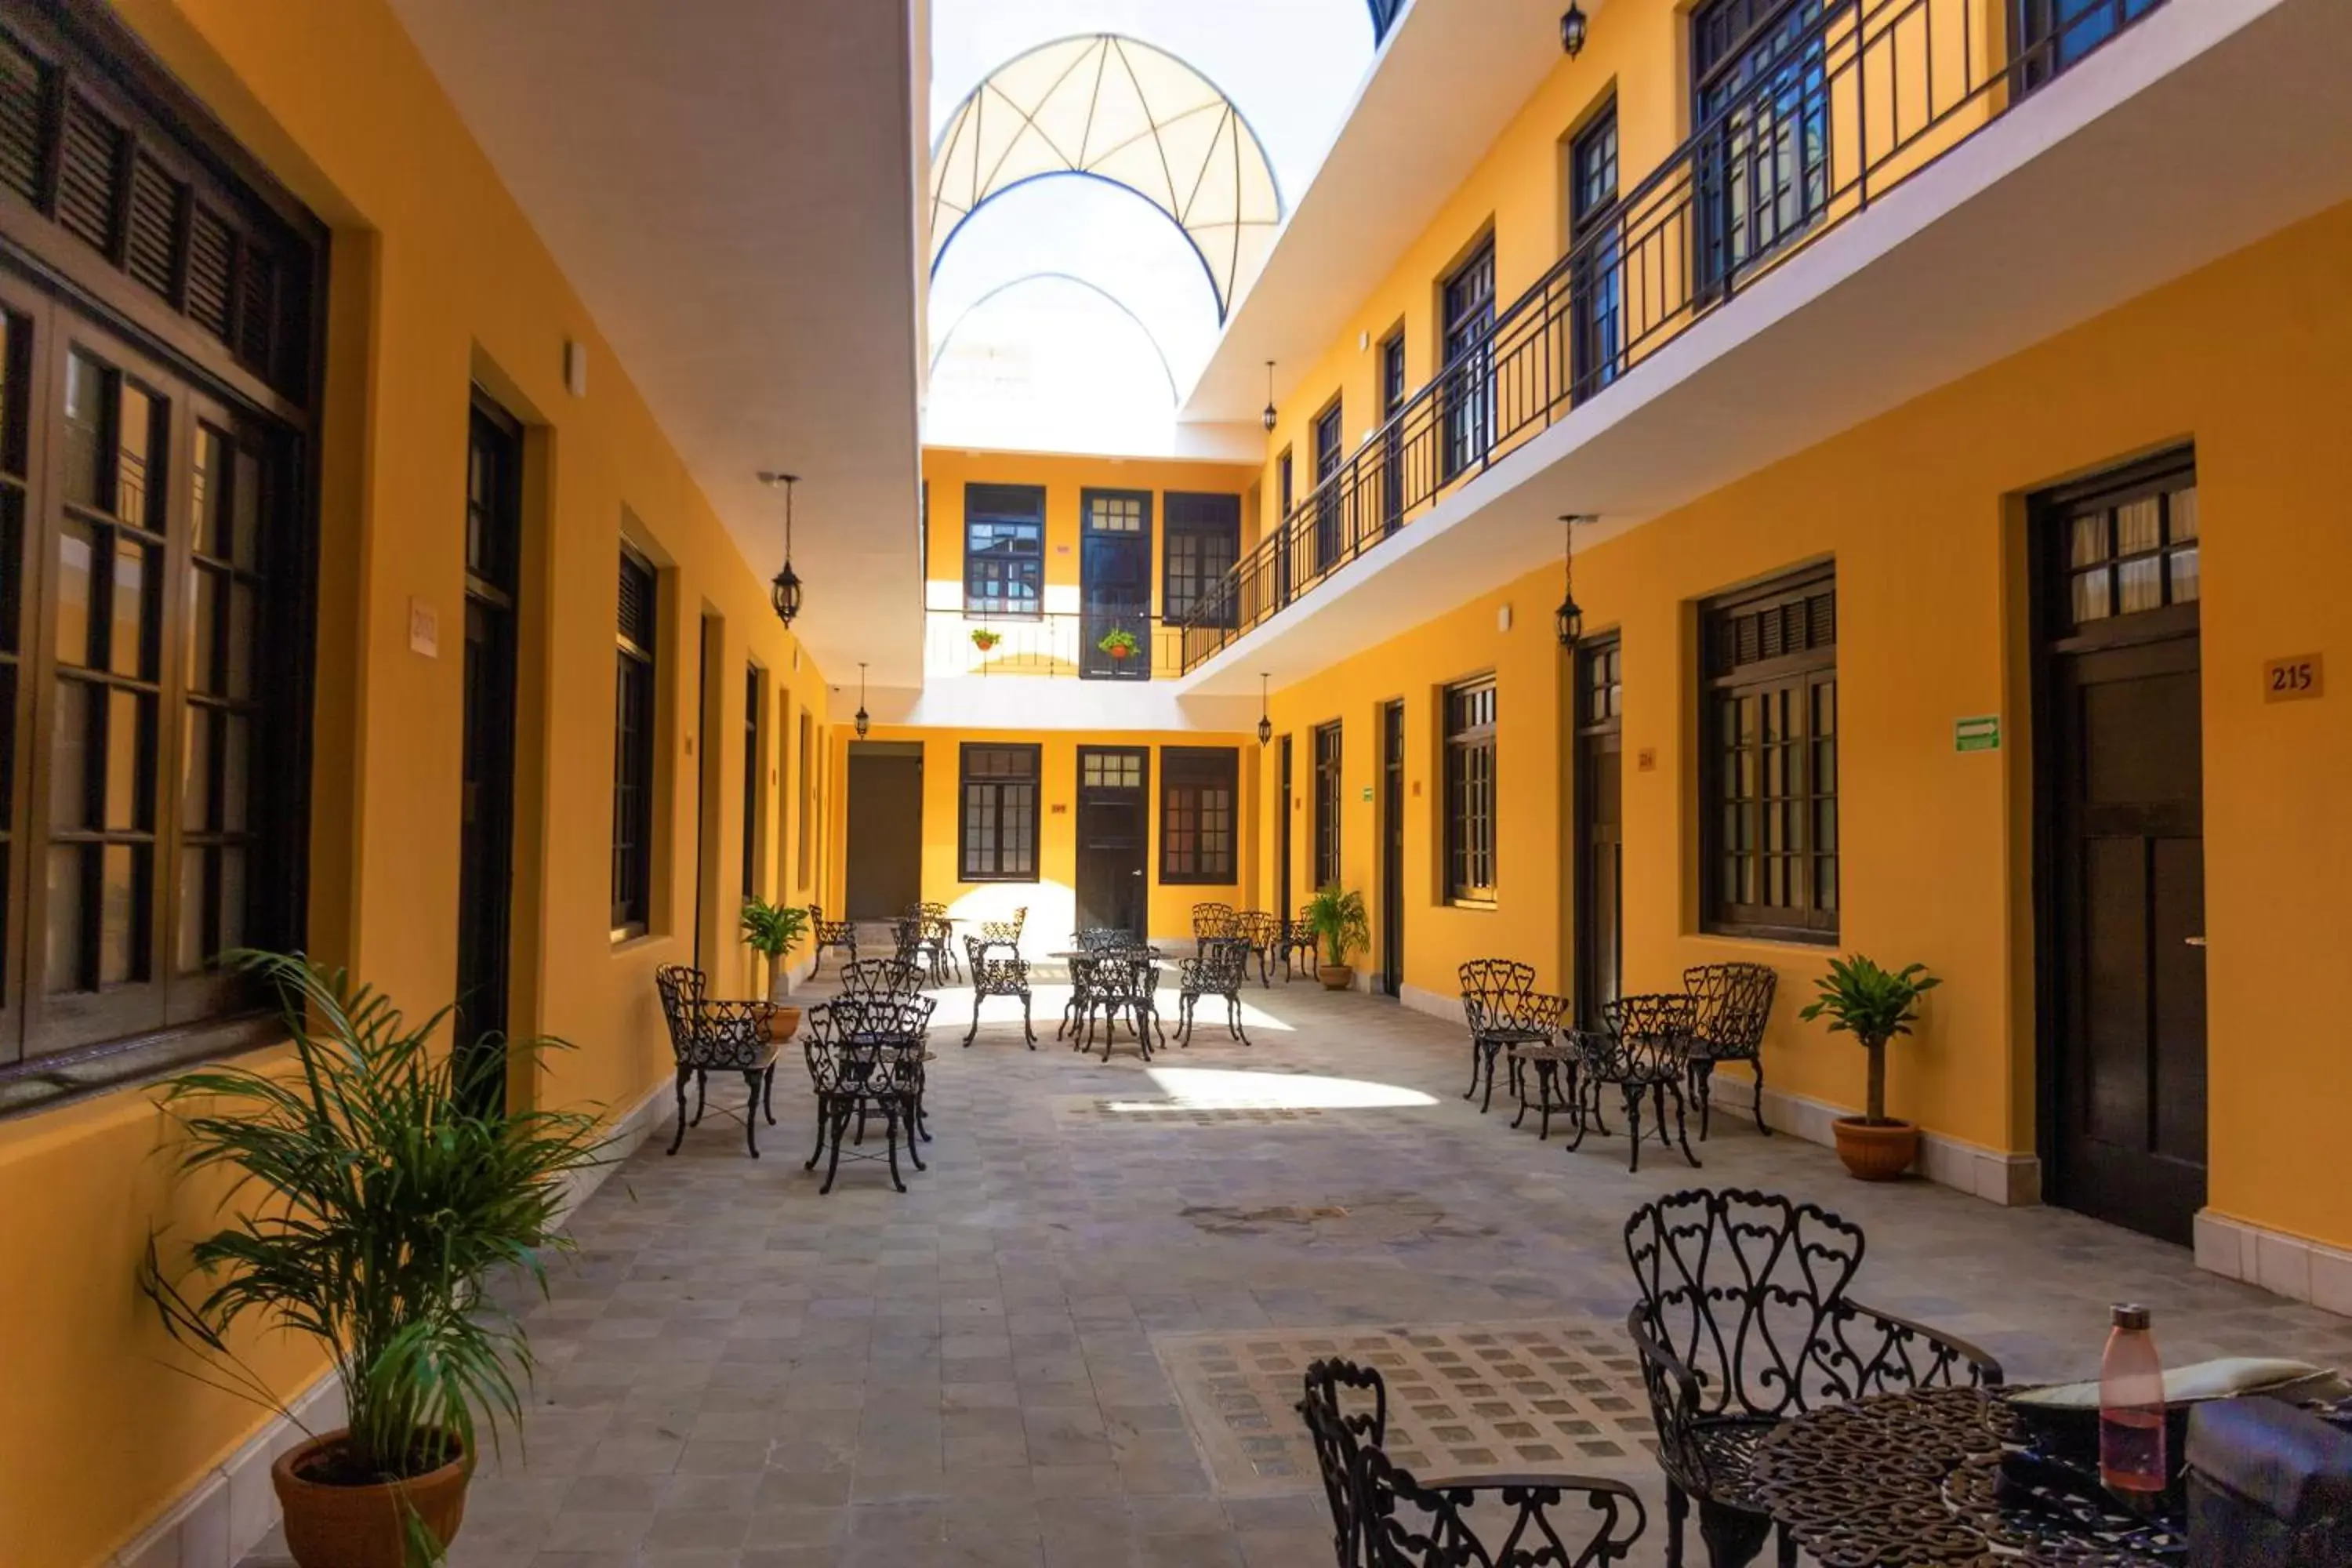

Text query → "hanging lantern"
[760,470,803,627]
[854,662,870,741]
[1559,2,1588,58]
[1256,672,1274,747]
[1261,361,1278,434]
[1555,514,1587,649]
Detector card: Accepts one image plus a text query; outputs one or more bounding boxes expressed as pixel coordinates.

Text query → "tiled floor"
[242,971,2352,1567]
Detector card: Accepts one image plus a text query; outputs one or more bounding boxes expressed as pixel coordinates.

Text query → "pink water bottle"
[2099,1303,2166,1501]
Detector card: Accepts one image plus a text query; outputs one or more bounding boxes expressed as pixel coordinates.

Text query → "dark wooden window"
[611,547,657,935]
[1702,567,1838,940]
[960,743,1039,882]
[796,708,813,882]
[1441,239,1496,479]
[1693,0,1831,293]
[1312,720,1342,891]
[1163,492,1240,626]
[1570,100,1621,394]
[2052,456,2198,633]
[741,663,761,898]
[1277,448,1294,519]
[1443,680,1498,905]
[964,482,1044,617]
[1378,332,1407,534]
[0,4,323,1102]
[2016,0,2161,90]
[1579,637,1623,728]
[1160,746,1237,884]
[1312,398,1345,572]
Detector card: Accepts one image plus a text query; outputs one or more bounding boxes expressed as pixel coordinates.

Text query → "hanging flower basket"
[970,628,1001,652]
[1097,630,1139,662]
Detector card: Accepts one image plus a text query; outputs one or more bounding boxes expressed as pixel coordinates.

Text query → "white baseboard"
[110,1072,670,1568]
[2195,1211,2352,1317]
[1701,1073,2042,1207]
[1399,982,1458,1024]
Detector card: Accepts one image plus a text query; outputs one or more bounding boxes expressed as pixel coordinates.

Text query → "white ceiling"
[1181,0,1588,420]
[388,0,928,687]
[1181,0,2352,691]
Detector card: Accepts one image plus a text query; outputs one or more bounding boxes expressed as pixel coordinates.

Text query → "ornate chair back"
[1458,957,1537,1034]
[1298,1359,1388,1566]
[1682,963,1777,1060]
[979,906,1028,945]
[1190,902,1238,943]
[965,935,1029,992]
[1600,992,1697,1077]
[655,963,774,1071]
[1073,927,1134,953]
[1185,938,1249,997]
[839,957,926,1001]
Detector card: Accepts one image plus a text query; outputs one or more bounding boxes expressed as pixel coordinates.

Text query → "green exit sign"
[1954,715,2001,753]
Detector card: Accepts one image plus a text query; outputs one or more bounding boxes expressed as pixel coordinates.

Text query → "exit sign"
[1954,715,2001,753]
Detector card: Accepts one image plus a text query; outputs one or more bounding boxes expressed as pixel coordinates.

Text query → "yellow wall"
[0,2,834,1563]
[1264,194,2352,1255]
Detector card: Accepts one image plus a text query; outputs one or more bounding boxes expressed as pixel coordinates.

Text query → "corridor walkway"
[252,976,2352,1567]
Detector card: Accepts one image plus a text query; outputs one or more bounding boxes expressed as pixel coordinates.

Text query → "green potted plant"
[1305,884,1370,991]
[970,627,1000,652]
[1097,628,1139,662]
[141,950,608,1568]
[1798,955,1941,1181]
[740,897,810,1031]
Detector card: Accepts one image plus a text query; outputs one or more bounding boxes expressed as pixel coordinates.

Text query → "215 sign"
[2264,654,2325,702]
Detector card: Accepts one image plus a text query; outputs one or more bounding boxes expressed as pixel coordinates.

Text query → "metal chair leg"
[1020,993,1037,1047]
[742,1071,763,1158]
[665,1066,693,1156]
[1623,1083,1646,1174]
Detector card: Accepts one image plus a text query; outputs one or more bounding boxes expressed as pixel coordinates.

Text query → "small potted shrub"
[142,951,608,1568]
[1097,628,1139,662]
[1798,955,1940,1181]
[970,627,1000,652]
[740,897,810,1036]
[1305,884,1370,991]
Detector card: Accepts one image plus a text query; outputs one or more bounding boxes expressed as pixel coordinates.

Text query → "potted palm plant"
[141,950,608,1568]
[1798,954,1941,1181]
[1305,884,1370,991]
[740,898,810,1033]
[1097,628,1139,662]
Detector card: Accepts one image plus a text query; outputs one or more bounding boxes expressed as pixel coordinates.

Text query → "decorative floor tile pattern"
[1156,1320,1657,1497]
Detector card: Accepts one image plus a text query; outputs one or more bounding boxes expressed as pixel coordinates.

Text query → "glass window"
[1441,240,1496,479]
[1312,720,1343,891]
[2058,470,2200,632]
[1570,100,1622,394]
[960,744,1040,881]
[1693,0,1831,292]
[1443,681,1497,904]
[612,548,658,934]
[1160,747,1238,884]
[964,483,1044,616]
[1702,570,1837,939]
[1163,493,1241,627]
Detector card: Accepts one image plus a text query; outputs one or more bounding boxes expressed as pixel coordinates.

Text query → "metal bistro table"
[1748,1385,2183,1567]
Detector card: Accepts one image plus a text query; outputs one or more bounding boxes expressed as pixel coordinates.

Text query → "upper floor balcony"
[1176,0,2194,676]
[924,606,1194,681]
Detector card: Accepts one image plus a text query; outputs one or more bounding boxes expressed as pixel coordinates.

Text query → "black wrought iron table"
[1748,1386,2183,1567]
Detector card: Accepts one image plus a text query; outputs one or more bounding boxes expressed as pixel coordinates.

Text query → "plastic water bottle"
[2100,1303,2166,1502]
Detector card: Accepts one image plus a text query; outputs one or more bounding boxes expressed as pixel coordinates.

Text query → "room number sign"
[2264,654,2324,702]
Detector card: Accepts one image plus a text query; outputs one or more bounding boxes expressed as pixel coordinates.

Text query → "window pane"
[2068,513,2106,566]
[50,679,90,829]
[176,844,209,974]
[45,844,85,992]
[187,565,223,693]
[2167,485,2198,542]
[62,351,106,508]
[110,538,154,678]
[227,583,256,699]
[115,380,158,530]
[2071,568,2110,624]
[220,845,246,951]
[231,447,261,568]
[192,425,223,556]
[2169,545,2199,604]
[56,517,95,666]
[104,688,150,830]
[2114,496,2159,557]
[2116,556,2161,615]
[100,842,142,985]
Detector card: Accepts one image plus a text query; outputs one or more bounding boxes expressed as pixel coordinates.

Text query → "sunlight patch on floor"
[1102,1066,1436,1112]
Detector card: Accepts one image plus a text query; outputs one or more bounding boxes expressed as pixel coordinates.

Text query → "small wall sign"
[1636,748,1657,772]
[2264,654,2324,702]
[1359,786,1373,803]
[1954,715,2001,753]
[407,598,438,658]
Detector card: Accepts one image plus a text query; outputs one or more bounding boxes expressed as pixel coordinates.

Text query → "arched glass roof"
[929,34,1282,322]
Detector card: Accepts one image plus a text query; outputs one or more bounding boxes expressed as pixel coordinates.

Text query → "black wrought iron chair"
[1191,901,1238,955]
[1077,950,1162,1061]
[801,994,934,1194]
[807,903,858,977]
[1682,963,1777,1138]
[837,956,926,1002]
[652,963,782,1157]
[1073,927,1134,953]
[1234,909,1282,986]
[1624,1189,2005,1568]
[1458,958,1537,1112]
[1174,938,1252,1047]
[978,905,1028,947]
[1487,991,1576,1139]
[963,935,1036,1048]
[1275,906,1321,982]
[916,902,962,984]
[1298,1358,1646,1568]
[1564,993,1703,1173]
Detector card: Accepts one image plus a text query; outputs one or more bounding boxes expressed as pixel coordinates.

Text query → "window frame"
[1439,237,1497,481]
[1311,720,1343,892]
[1699,565,1838,942]
[1443,678,1499,907]
[962,481,1046,619]
[1570,96,1622,394]
[741,662,762,900]
[1162,492,1241,629]
[611,545,659,938]
[958,742,1041,884]
[1159,746,1239,885]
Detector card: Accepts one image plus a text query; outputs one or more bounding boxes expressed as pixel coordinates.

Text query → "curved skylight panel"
[930,34,1283,321]
[927,274,1181,454]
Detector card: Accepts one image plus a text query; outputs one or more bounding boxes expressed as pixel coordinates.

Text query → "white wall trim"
[1399,982,1457,1025]
[2194,1211,2352,1318]
[1700,1073,2042,1208]
[110,1073,670,1568]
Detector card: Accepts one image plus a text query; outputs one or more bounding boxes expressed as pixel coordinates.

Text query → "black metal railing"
[927,606,1191,681]
[1177,0,2169,672]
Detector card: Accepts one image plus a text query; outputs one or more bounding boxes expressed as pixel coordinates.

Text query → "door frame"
[1573,633,1624,1030]
[456,391,522,1113]
[2027,446,2205,1236]
[1075,744,1151,935]
[1379,699,1405,997]
[1080,487,1153,681]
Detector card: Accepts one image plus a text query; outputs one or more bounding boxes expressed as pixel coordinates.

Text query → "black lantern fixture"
[854,662,870,740]
[760,470,803,627]
[1261,361,1277,434]
[1256,672,1273,746]
[1555,514,1588,649]
[1560,2,1588,57]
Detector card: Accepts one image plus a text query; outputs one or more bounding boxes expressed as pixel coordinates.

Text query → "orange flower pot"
[271,1432,470,1568]
[1832,1116,1918,1181]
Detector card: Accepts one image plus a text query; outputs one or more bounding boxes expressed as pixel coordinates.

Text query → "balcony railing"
[926,606,1193,681]
[1175,0,2169,673]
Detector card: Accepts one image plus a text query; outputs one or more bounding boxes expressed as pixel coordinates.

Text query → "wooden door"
[2037,454,2206,1244]
[1081,489,1152,680]
[1076,747,1149,935]
[1380,700,1405,996]
[1574,637,1624,1029]
[456,397,521,1113]
[845,745,923,919]
[1276,734,1294,920]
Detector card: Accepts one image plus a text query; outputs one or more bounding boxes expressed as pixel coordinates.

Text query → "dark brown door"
[1380,700,1405,996]
[1574,636,1624,1029]
[1076,746,1149,935]
[2037,453,2206,1244]
[1080,489,1152,681]
[1276,734,1294,920]
[845,745,923,919]
[456,397,521,1115]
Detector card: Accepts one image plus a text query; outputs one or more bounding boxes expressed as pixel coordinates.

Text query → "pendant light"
[1555,514,1588,650]
[1559,2,1588,57]
[1261,361,1278,434]
[760,470,803,627]
[1256,673,1273,747]
[853,662,870,740]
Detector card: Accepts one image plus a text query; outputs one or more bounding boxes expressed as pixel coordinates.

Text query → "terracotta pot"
[271,1432,469,1568]
[1832,1116,1918,1181]
[768,1006,802,1044]
[1319,964,1353,992]
[1106,645,1133,660]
